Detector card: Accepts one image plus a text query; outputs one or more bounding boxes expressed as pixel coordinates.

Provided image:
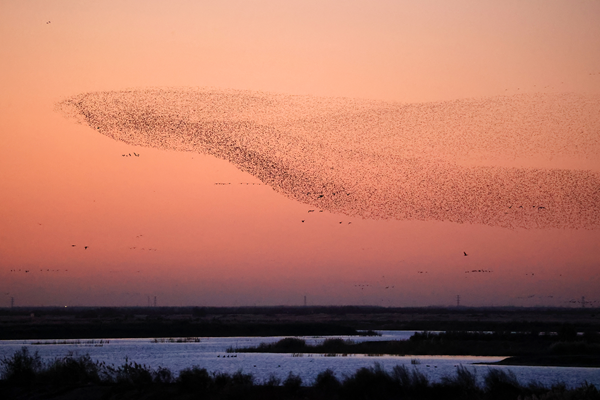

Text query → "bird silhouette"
[62,88,600,231]
[464,252,468,256]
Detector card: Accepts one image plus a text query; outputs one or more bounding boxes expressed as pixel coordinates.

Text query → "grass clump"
[0,347,42,383]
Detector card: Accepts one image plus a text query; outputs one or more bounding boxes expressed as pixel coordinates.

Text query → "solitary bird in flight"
[464,252,468,256]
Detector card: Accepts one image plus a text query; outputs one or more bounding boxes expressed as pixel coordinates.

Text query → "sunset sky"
[1,0,599,307]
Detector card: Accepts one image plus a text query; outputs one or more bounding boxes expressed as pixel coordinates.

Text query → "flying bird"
[464,252,468,256]
[58,88,600,231]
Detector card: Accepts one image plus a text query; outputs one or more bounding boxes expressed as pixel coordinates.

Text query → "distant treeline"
[2,306,599,339]
[0,321,357,340]
[1,347,598,400]
[2,305,599,318]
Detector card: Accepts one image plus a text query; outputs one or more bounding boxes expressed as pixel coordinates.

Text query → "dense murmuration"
[58,88,600,229]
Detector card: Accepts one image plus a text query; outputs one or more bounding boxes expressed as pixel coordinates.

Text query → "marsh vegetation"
[230,330,600,367]
[1,347,598,400]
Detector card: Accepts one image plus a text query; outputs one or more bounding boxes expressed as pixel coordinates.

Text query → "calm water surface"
[1,331,597,388]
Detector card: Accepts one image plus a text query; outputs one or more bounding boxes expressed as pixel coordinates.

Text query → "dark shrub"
[321,338,346,352]
[484,368,522,399]
[391,365,430,392]
[360,330,381,336]
[410,331,435,341]
[568,382,600,400]
[274,337,306,352]
[153,366,173,383]
[519,382,600,400]
[111,358,153,388]
[440,365,479,397]
[177,366,212,392]
[231,370,254,387]
[264,374,281,387]
[314,368,341,394]
[283,371,302,392]
[214,371,233,389]
[0,346,42,384]
[342,363,396,399]
[41,354,100,385]
[391,365,412,388]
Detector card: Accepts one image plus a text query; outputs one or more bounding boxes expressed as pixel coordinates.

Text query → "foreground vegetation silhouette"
[1,347,598,400]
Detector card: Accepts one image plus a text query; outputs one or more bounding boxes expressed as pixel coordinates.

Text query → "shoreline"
[480,355,600,368]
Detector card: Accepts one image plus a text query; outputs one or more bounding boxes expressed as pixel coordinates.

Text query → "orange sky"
[1,0,599,307]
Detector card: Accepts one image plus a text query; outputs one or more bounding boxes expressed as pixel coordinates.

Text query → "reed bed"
[1,347,598,400]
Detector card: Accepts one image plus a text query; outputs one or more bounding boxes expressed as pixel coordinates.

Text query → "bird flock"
[57,88,600,230]
[10,269,68,273]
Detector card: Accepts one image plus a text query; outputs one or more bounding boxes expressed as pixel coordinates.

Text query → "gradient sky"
[1,0,599,307]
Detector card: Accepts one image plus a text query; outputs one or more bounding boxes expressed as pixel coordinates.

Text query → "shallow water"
[1,331,597,388]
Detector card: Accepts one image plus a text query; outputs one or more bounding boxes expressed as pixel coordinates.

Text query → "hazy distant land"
[2,305,598,340]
